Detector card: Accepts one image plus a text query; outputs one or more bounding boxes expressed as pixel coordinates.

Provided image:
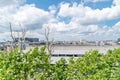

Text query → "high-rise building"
[14,37,39,42]
[117,38,120,42]
[117,38,120,44]
[25,37,39,42]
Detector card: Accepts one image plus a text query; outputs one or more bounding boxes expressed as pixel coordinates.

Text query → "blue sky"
[0,0,120,41]
[26,0,113,10]
[25,0,116,26]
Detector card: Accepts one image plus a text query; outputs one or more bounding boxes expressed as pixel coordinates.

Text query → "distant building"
[95,41,105,46]
[15,37,39,43]
[104,40,116,46]
[25,37,39,42]
[118,38,120,41]
[39,40,46,45]
[80,39,87,45]
[117,38,120,45]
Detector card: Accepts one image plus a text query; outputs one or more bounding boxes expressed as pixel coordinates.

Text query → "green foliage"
[1,47,120,80]
[0,46,50,80]
[50,58,67,80]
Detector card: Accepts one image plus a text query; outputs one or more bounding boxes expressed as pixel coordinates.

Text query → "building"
[14,37,39,42]
[117,38,120,45]
[25,37,39,42]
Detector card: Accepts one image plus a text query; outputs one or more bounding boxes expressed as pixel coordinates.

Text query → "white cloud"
[42,18,120,41]
[84,0,109,3]
[113,0,120,6]
[13,4,54,30]
[0,32,12,41]
[0,0,58,41]
[112,21,120,32]
[58,2,120,25]
[0,0,120,41]
[0,0,22,33]
[0,0,25,7]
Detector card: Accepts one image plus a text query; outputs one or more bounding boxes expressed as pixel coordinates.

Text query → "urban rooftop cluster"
[0,37,120,47]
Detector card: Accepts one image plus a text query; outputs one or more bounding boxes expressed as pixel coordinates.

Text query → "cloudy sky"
[0,0,120,41]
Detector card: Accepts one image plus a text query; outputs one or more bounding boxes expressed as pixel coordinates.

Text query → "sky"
[0,0,120,41]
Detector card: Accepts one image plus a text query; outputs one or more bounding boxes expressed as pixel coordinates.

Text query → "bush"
[0,47,120,80]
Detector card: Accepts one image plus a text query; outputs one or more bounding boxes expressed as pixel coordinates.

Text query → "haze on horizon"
[0,0,120,42]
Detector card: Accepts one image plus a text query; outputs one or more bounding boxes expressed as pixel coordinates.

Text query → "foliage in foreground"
[0,46,120,80]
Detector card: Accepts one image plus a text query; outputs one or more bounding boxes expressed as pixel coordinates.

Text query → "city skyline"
[0,0,120,41]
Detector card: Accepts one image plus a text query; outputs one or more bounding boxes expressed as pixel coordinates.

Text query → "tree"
[44,26,54,62]
[0,46,50,80]
[9,23,26,52]
[50,58,67,80]
[1,45,120,79]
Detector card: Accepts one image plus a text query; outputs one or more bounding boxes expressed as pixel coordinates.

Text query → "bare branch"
[19,23,26,41]
[9,23,15,41]
[44,26,54,60]
[9,23,27,52]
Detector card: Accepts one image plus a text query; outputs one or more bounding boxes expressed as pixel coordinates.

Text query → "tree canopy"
[0,46,120,80]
